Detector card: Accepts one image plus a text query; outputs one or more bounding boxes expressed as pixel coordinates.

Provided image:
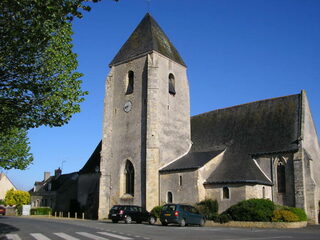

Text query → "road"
[0,216,320,240]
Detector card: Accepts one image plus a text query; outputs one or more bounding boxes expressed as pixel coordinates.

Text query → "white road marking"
[97,232,132,239]
[30,233,51,240]
[224,237,293,240]
[5,234,21,240]
[54,232,80,240]
[76,232,109,240]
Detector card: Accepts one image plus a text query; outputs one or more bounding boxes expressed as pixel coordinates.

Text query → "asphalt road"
[0,216,320,240]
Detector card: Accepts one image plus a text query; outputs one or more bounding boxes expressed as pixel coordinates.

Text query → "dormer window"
[126,71,134,94]
[168,73,176,95]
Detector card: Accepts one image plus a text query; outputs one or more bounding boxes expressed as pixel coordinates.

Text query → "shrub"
[272,210,299,222]
[196,199,218,220]
[224,198,275,222]
[150,205,163,218]
[30,207,52,215]
[285,207,307,222]
[215,213,231,223]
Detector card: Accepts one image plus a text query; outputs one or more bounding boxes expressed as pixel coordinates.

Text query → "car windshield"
[162,205,176,211]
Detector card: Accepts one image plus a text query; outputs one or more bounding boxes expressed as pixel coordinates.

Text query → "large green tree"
[0,0,117,170]
[0,128,33,170]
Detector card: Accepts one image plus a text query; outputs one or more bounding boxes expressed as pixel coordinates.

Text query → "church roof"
[79,141,101,174]
[191,93,302,185]
[110,13,186,67]
[159,150,224,173]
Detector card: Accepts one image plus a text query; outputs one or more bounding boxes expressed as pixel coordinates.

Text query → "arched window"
[262,186,266,198]
[179,176,182,186]
[167,192,173,203]
[277,160,286,193]
[125,160,134,196]
[126,71,134,94]
[223,187,230,199]
[168,73,176,95]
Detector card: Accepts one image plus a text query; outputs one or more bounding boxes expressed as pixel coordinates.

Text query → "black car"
[160,204,205,227]
[108,205,156,224]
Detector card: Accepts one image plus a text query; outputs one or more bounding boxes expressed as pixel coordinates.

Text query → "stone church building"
[97,14,320,223]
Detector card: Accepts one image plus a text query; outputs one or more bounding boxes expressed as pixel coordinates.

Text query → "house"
[0,173,16,200]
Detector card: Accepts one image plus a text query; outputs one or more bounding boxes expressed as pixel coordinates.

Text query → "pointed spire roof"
[110,13,186,67]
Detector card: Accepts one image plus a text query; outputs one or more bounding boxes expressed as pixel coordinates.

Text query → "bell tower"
[98,13,191,219]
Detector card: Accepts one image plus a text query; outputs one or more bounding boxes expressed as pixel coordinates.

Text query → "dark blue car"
[160,204,205,227]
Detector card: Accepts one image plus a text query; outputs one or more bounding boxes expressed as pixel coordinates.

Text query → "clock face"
[123,101,132,113]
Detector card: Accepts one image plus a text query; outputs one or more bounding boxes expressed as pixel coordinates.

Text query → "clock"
[123,101,132,112]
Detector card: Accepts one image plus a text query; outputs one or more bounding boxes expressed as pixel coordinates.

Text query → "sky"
[4,0,320,190]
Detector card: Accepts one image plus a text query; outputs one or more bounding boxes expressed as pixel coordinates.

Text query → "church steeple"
[110,13,186,67]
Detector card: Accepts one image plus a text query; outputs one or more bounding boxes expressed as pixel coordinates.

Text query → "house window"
[223,187,230,199]
[277,160,286,193]
[167,191,173,203]
[126,71,134,94]
[125,160,134,196]
[168,73,176,95]
[179,176,182,186]
[262,186,266,198]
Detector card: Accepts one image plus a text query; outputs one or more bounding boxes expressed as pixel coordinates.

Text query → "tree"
[0,128,33,170]
[4,189,30,206]
[0,0,121,170]
[0,0,95,131]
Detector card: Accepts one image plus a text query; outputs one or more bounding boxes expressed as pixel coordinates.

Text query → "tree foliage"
[4,189,30,206]
[0,128,33,170]
[0,0,98,131]
[0,0,115,169]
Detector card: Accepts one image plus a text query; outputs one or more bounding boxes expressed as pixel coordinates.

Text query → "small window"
[167,191,173,203]
[168,73,176,95]
[223,187,230,199]
[277,160,286,193]
[125,160,134,196]
[179,176,182,186]
[262,186,266,198]
[126,71,134,94]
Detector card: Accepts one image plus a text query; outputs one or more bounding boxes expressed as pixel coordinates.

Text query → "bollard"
[82,212,84,220]
[68,212,70,218]
[49,211,51,218]
[75,212,77,219]
[54,212,57,218]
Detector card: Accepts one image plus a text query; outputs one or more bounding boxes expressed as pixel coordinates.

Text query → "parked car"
[0,206,6,216]
[160,204,205,227]
[108,205,156,224]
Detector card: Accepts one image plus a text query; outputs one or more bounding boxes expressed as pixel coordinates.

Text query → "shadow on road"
[0,222,19,234]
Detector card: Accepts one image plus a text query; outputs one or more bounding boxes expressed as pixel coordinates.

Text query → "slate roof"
[79,141,101,174]
[110,13,186,67]
[191,93,302,185]
[160,150,224,173]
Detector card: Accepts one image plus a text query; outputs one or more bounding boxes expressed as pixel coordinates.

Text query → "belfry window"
[125,160,134,196]
[126,71,134,94]
[168,73,176,95]
[277,160,286,193]
[167,191,173,203]
[223,187,230,199]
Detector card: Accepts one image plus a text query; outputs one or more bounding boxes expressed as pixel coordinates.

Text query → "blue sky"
[5,0,320,190]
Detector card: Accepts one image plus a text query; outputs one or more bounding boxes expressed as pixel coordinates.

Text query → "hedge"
[30,207,52,215]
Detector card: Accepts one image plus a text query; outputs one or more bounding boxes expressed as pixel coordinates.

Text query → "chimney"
[55,168,62,178]
[44,172,50,181]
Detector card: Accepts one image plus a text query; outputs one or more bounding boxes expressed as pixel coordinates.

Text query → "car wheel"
[148,216,156,225]
[161,221,167,226]
[199,218,205,227]
[179,218,186,227]
[112,219,118,223]
[125,216,132,224]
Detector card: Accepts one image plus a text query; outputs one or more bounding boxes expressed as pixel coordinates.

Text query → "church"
[97,13,320,223]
